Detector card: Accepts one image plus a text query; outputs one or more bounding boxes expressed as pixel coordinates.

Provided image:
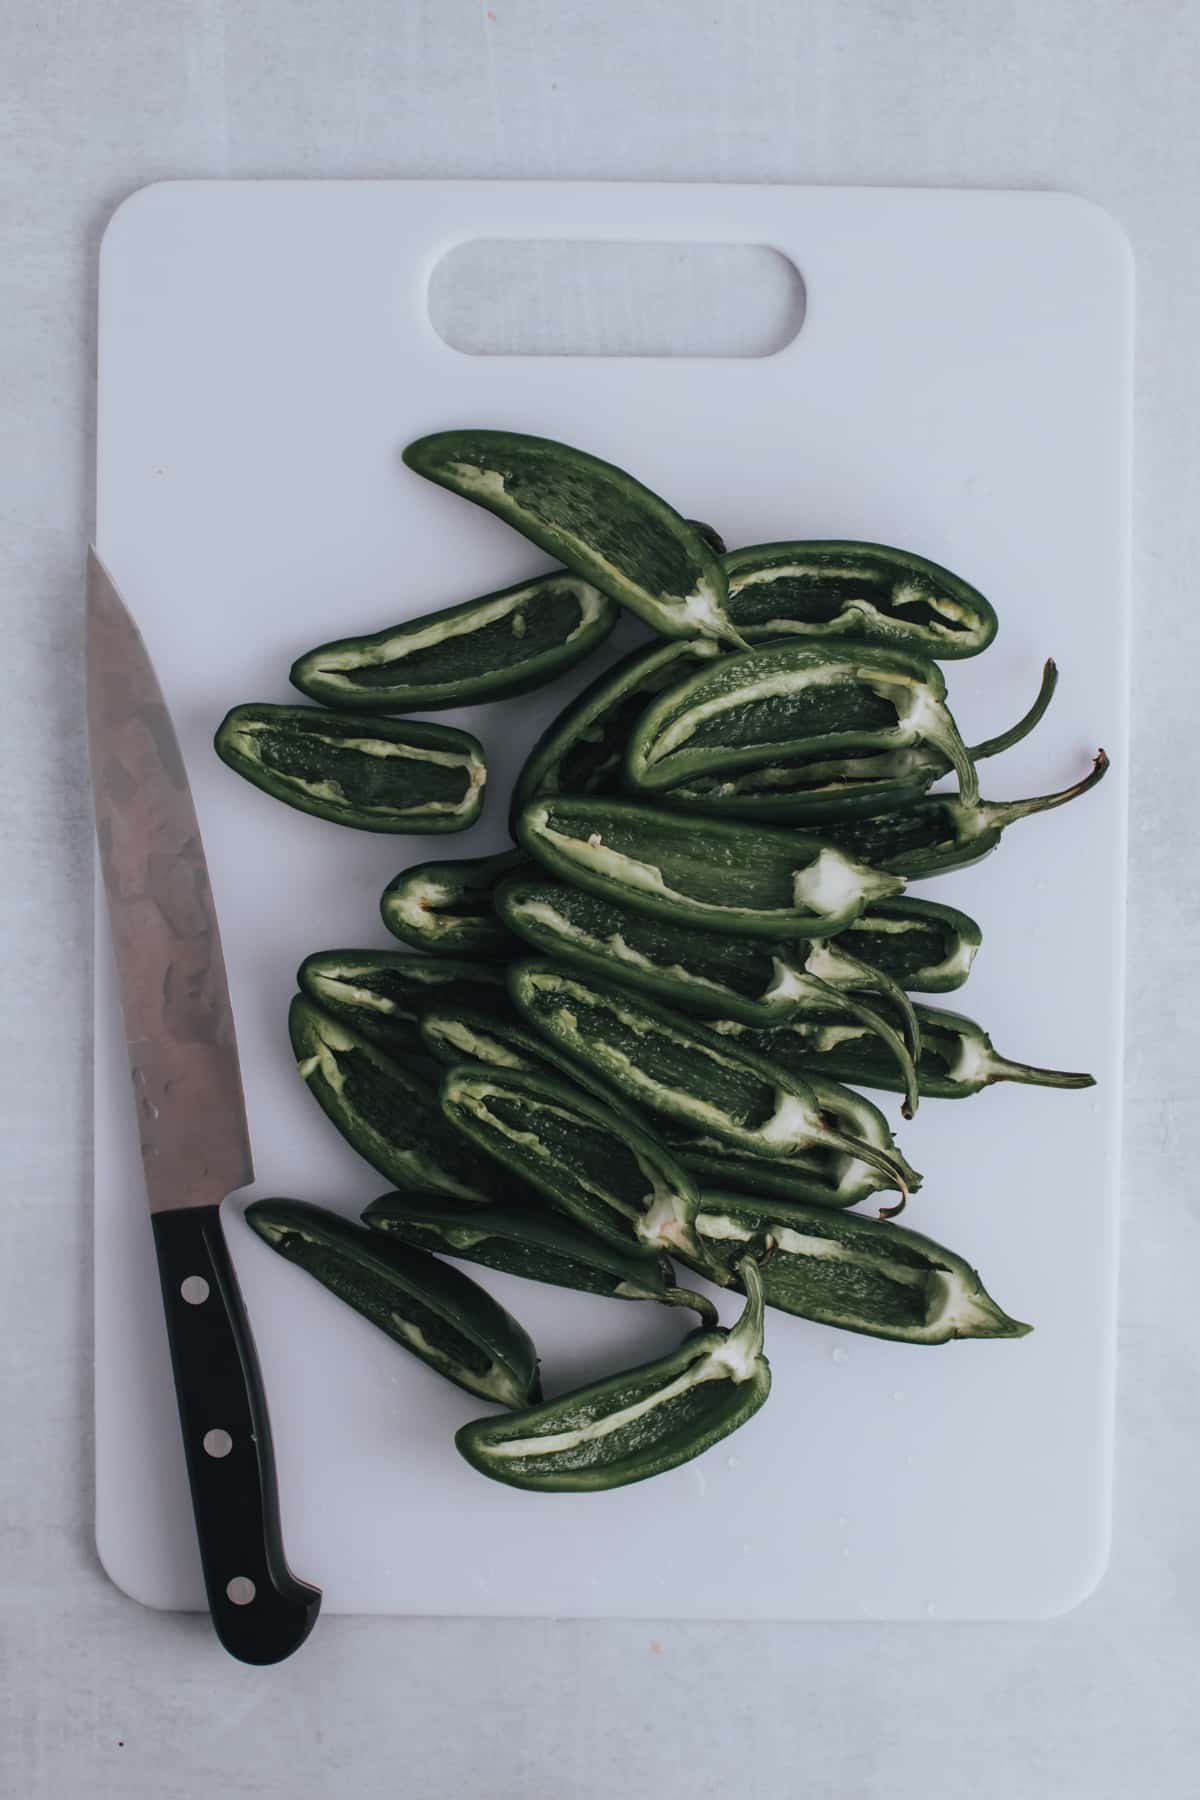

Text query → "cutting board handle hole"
[428,240,805,358]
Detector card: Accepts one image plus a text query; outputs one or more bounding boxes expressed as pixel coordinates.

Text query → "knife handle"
[151,1204,321,1665]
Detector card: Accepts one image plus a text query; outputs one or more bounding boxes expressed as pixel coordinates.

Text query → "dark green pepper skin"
[362,1194,717,1325]
[496,871,863,1029]
[832,897,982,993]
[515,795,905,941]
[245,1199,540,1406]
[689,520,727,557]
[496,871,866,1025]
[297,951,505,1059]
[289,995,497,1203]
[418,1001,636,1116]
[214,703,487,834]
[689,1193,1030,1344]
[508,959,913,1200]
[380,849,531,957]
[625,639,979,808]
[290,572,616,712]
[493,873,918,1113]
[438,1063,720,1275]
[455,1259,771,1492]
[512,635,724,821]
[741,1001,1095,1100]
[661,747,948,826]
[670,1142,871,1210]
[403,429,742,646]
[722,540,997,659]
[816,751,1109,879]
[657,659,1060,825]
[661,1075,922,1212]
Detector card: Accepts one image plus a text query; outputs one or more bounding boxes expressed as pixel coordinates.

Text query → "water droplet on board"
[831,1346,850,1365]
[892,1390,905,1403]
[726,1455,738,1471]
[925,1601,937,1617]
[837,1514,849,1529]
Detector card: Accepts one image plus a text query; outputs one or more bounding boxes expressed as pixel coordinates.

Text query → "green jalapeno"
[721,540,998,658]
[214,703,487,833]
[626,640,979,808]
[419,1000,635,1115]
[689,520,727,557]
[834,896,982,993]
[659,659,1059,825]
[690,1192,1030,1344]
[669,1142,878,1209]
[513,636,726,818]
[404,430,745,647]
[290,571,616,712]
[455,1256,771,1491]
[515,796,905,941]
[508,960,913,1206]
[494,872,921,1115]
[744,1000,1095,1100]
[362,1194,718,1325]
[289,995,496,1203]
[438,1063,724,1276]
[380,848,530,957]
[661,1075,922,1212]
[245,1199,539,1405]
[817,750,1109,879]
[297,950,505,1058]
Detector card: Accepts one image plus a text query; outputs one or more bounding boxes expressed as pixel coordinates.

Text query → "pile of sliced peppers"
[227,427,1107,1495]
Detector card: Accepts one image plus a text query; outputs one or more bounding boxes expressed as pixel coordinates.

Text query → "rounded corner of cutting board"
[1035,190,1136,292]
[1025,1525,1113,1622]
[98,181,183,266]
[94,1509,199,1616]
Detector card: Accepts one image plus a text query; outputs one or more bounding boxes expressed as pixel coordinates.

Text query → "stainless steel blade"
[87,548,253,1212]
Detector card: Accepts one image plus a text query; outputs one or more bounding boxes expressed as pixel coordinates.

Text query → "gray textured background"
[2,3,1196,1795]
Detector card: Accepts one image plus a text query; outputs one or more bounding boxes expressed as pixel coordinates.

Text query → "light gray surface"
[0,2,1195,1795]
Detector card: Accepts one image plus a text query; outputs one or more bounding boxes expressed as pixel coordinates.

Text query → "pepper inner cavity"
[727,561,973,634]
[322,584,592,689]
[462,1088,655,1224]
[462,448,702,602]
[658,675,898,757]
[524,980,808,1135]
[244,723,474,811]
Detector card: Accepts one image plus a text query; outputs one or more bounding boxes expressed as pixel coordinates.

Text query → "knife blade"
[87,548,320,1665]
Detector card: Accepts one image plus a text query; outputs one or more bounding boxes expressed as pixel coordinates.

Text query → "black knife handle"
[151,1204,321,1664]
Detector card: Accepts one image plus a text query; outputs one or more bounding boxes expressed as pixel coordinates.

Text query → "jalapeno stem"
[807,975,921,1119]
[922,708,980,808]
[971,749,1110,834]
[819,1126,909,1217]
[969,659,1059,762]
[721,1257,766,1375]
[984,1054,1096,1090]
[806,941,923,1112]
[660,1284,721,1326]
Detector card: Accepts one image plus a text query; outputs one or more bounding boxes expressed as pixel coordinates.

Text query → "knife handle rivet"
[225,1576,257,1607]
[180,1275,210,1306]
[203,1429,233,1459]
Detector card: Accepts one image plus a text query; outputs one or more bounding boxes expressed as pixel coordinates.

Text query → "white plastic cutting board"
[94,181,1131,1620]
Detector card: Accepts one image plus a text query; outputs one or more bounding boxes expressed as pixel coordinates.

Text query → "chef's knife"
[87,549,321,1665]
